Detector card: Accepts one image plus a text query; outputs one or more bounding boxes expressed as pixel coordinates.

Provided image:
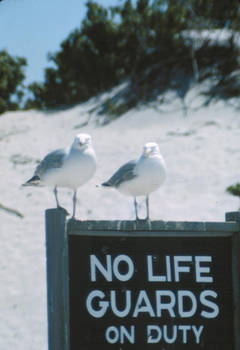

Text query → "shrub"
[0,50,26,114]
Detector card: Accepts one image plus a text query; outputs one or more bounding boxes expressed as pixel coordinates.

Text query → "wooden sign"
[45,210,240,350]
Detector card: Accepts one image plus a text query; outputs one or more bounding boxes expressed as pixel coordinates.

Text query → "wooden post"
[226,211,240,350]
[45,208,70,350]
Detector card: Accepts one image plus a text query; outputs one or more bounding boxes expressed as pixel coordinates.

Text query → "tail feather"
[22,175,41,187]
[101,181,112,187]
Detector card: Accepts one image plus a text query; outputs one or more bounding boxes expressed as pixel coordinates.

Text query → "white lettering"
[200,290,219,318]
[90,255,112,282]
[133,290,155,317]
[147,256,172,282]
[166,255,172,281]
[178,290,197,317]
[113,255,134,281]
[192,325,204,343]
[105,326,135,344]
[86,290,109,318]
[105,326,119,343]
[195,256,213,283]
[174,256,192,282]
[147,325,203,344]
[147,256,167,282]
[110,290,131,317]
[147,325,162,343]
[120,325,135,344]
[179,325,191,343]
[156,290,176,317]
[163,325,177,343]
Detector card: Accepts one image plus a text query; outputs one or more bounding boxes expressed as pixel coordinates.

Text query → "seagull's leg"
[134,197,139,221]
[72,190,77,219]
[53,186,69,215]
[146,195,150,221]
[53,186,60,208]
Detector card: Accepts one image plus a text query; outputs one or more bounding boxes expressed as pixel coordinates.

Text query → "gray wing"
[102,160,137,188]
[35,148,67,177]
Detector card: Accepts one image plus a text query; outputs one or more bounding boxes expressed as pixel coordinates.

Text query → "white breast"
[43,148,97,189]
[118,155,166,197]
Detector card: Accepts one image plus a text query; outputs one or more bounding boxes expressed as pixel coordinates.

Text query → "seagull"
[23,133,97,219]
[102,142,166,220]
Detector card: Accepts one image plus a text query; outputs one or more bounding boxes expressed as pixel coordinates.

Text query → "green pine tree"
[226,183,240,210]
[0,50,27,114]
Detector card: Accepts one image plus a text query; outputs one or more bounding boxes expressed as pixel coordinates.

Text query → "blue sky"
[0,0,118,86]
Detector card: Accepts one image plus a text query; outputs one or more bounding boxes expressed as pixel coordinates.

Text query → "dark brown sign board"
[45,209,240,350]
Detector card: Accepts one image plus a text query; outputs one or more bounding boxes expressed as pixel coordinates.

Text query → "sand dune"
[0,91,239,349]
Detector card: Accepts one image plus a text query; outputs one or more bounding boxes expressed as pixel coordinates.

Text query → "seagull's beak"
[145,148,151,156]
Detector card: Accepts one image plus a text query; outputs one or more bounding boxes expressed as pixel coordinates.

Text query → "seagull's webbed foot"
[57,205,70,216]
[69,213,76,221]
[68,216,75,223]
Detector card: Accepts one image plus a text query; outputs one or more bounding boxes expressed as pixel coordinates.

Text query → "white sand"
[0,90,239,349]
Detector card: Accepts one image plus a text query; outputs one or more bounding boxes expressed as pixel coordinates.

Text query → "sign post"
[45,209,240,349]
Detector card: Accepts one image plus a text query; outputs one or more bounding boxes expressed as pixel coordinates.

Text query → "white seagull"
[23,133,97,219]
[102,142,166,220]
